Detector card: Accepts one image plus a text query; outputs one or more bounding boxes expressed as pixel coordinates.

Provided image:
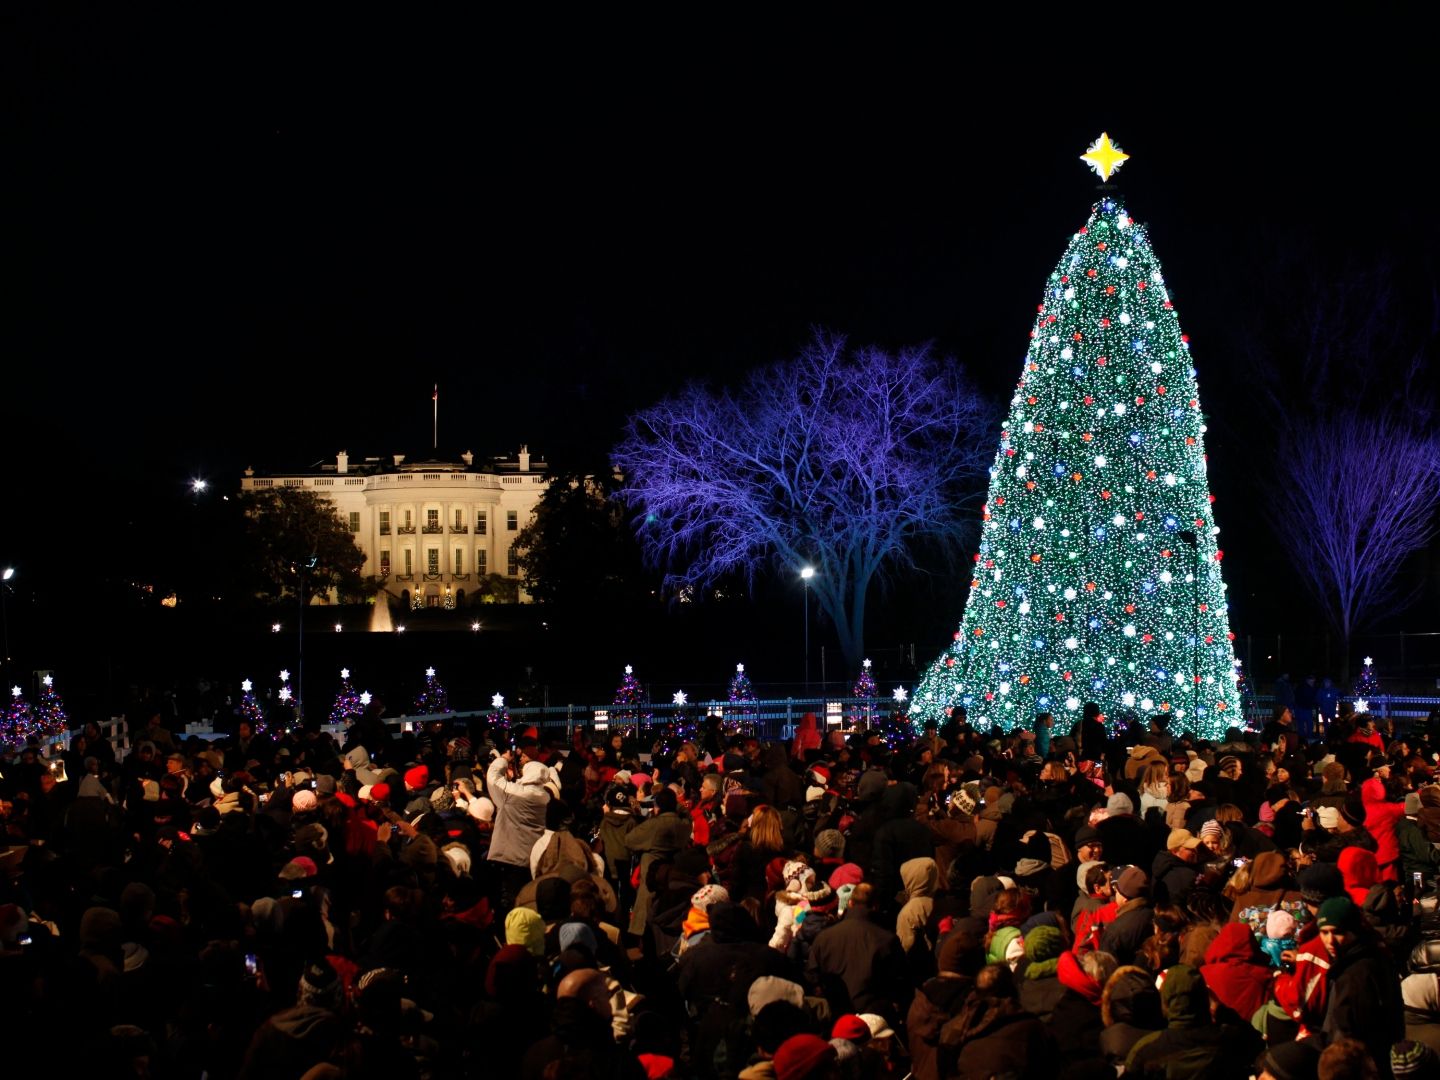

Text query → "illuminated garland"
[911,183,1240,740]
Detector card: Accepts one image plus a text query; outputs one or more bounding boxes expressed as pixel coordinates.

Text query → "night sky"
[8,15,1440,648]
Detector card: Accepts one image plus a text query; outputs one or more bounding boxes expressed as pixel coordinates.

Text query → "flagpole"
[433,384,438,449]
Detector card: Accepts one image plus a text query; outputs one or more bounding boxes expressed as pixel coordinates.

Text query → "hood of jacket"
[1421,786,1440,810]
[268,1004,341,1042]
[1160,963,1208,1028]
[940,994,1029,1048]
[1057,949,1103,1004]
[1249,851,1289,890]
[708,901,763,945]
[900,857,939,902]
[1102,965,1163,1029]
[1204,921,1261,966]
[1339,845,1380,903]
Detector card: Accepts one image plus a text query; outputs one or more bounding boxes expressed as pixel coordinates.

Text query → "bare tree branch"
[612,330,995,667]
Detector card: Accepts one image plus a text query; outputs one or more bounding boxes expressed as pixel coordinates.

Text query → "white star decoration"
[625,664,634,676]
[426,666,436,678]
[893,687,909,703]
[42,675,53,687]
[359,691,372,706]
[1355,698,1370,713]
[1364,656,1374,667]
[279,669,290,682]
[736,663,745,674]
[673,691,688,706]
[491,693,506,709]
[278,687,292,702]
[10,686,20,698]
[340,668,350,680]
[863,658,872,670]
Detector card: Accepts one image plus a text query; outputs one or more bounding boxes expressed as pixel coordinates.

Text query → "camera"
[1232,857,1246,868]
[18,934,32,947]
[292,888,304,899]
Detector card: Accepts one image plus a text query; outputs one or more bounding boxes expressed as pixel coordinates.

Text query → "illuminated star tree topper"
[910,137,1241,740]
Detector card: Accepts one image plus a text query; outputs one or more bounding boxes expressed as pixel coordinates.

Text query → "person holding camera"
[486,735,552,909]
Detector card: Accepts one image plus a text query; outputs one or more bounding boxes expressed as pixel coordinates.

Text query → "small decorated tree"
[728,662,757,727]
[238,678,267,734]
[35,675,69,739]
[487,692,510,727]
[330,667,363,726]
[612,664,651,729]
[1354,656,1380,699]
[413,666,452,715]
[850,658,878,726]
[3,686,35,747]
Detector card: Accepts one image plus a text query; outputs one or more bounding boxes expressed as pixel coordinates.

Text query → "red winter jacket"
[1199,922,1274,1022]
[1057,949,1103,1004]
[1361,777,1403,879]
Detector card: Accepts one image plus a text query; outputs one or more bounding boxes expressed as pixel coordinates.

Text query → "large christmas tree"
[911,136,1241,740]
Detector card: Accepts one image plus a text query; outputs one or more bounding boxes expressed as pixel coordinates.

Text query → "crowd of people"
[4,696,1440,1079]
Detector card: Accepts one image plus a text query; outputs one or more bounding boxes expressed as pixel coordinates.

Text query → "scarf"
[988,910,1023,934]
[682,906,711,938]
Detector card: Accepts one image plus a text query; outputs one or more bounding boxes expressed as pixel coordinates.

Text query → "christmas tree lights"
[612,664,650,726]
[414,666,452,715]
[850,658,878,726]
[330,667,363,725]
[911,143,1240,740]
[238,678,267,734]
[35,675,69,739]
[3,686,35,746]
[1354,656,1380,698]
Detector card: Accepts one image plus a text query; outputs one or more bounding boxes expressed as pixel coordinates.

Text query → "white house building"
[240,446,549,608]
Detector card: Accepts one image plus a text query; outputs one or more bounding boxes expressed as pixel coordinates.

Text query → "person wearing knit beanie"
[403,765,429,791]
[814,829,845,861]
[1257,1039,1321,1080]
[772,1033,837,1080]
[291,788,318,813]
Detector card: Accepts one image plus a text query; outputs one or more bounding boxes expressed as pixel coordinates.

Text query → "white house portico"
[240,446,549,607]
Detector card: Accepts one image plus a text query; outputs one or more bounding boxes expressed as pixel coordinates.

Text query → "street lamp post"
[800,566,815,695]
[297,554,317,728]
[0,567,13,686]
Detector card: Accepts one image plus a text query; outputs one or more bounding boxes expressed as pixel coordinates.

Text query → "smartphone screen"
[244,953,258,975]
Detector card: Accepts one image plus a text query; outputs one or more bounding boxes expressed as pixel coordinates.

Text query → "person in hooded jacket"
[906,924,983,1080]
[623,787,692,938]
[1049,948,1116,1067]
[937,962,1052,1080]
[1230,850,1309,937]
[1099,866,1153,966]
[1199,922,1274,1023]
[1124,962,1263,1076]
[1099,964,1164,1067]
[1361,769,1405,881]
[1014,924,1067,1022]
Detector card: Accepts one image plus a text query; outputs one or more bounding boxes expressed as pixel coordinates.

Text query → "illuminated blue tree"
[615,333,993,668]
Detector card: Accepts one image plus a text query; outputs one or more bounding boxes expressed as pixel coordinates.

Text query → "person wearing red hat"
[771,1033,838,1080]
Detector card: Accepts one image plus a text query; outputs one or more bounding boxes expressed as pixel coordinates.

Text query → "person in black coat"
[869,783,933,914]
[675,901,798,1012]
[806,883,907,1018]
[1099,867,1154,967]
[1318,896,1405,1070]
[522,969,646,1080]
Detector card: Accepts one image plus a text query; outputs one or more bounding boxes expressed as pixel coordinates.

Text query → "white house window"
[476,550,486,575]
[427,549,440,575]
[506,510,518,531]
[507,545,518,576]
[476,511,487,535]
[348,512,360,533]
[454,549,463,575]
